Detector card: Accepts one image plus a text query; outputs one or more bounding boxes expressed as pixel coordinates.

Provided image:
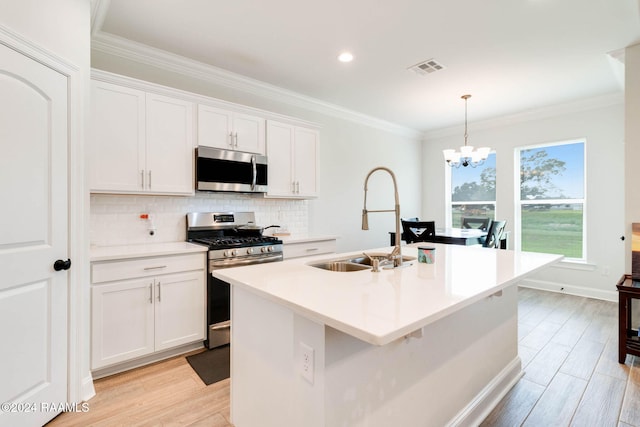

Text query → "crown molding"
[90,31,422,139]
[423,92,624,140]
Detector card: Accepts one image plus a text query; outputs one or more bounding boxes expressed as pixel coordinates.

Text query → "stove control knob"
[246,247,254,255]
[260,246,267,253]
[224,250,232,257]
[229,249,238,257]
[267,246,274,252]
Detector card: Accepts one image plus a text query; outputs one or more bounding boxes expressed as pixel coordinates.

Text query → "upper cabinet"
[266,121,319,198]
[198,104,265,155]
[90,79,194,195]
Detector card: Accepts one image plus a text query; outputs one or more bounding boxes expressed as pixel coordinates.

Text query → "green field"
[452,205,583,258]
[521,206,583,258]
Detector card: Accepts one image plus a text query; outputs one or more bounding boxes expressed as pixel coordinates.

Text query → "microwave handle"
[251,155,257,191]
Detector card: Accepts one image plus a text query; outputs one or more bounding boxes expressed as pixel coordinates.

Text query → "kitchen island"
[213,243,562,427]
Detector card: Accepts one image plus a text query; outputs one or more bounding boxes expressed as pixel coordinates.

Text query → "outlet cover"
[300,342,314,384]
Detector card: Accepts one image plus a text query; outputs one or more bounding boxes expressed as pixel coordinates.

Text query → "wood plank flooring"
[48,287,640,427]
[482,287,640,427]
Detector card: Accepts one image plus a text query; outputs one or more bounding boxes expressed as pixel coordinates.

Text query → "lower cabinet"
[91,254,205,370]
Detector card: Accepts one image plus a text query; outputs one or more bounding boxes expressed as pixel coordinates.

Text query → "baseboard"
[519,278,618,302]
[91,341,204,380]
[447,357,523,427]
[81,374,96,402]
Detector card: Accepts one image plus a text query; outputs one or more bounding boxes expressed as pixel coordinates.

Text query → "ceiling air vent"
[408,58,446,76]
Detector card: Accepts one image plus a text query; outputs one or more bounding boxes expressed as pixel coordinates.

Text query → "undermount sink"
[309,261,371,272]
[309,255,417,272]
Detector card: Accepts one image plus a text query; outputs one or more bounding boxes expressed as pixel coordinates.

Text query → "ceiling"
[92,0,640,133]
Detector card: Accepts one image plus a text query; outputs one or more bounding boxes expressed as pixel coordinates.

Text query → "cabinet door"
[154,271,205,352]
[293,127,319,197]
[233,113,266,154]
[197,104,233,150]
[146,93,194,194]
[91,278,155,369]
[266,121,295,197]
[90,80,146,192]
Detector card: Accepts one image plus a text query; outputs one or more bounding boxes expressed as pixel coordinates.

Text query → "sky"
[451,142,585,200]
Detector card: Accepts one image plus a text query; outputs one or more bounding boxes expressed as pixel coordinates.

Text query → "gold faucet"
[361,167,403,268]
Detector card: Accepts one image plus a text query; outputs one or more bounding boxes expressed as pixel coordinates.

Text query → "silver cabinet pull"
[141,170,145,189]
[291,181,296,193]
[157,281,161,302]
[148,170,152,189]
[143,265,167,271]
[296,181,300,193]
[148,284,153,304]
[228,132,234,147]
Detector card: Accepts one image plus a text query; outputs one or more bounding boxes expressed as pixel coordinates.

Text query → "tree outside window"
[450,153,496,228]
[517,141,585,259]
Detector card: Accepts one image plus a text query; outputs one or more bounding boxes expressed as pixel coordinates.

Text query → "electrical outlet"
[300,342,314,384]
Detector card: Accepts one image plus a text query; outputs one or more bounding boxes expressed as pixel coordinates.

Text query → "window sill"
[550,260,597,271]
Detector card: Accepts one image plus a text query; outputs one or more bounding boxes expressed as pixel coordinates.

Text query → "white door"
[197,104,233,150]
[146,93,194,194]
[294,127,318,197]
[233,113,265,154]
[154,271,205,352]
[91,278,155,369]
[266,121,294,197]
[0,43,69,426]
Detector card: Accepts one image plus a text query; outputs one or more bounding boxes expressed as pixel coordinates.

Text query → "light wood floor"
[48,287,640,427]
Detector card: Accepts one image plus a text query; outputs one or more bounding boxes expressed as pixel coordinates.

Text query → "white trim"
[90,31,422,139]
[447,357,523,427]
[0,23,95,405]
[519,279,617,302]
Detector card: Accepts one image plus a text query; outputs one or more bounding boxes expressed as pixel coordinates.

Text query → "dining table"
[389,227,508,248]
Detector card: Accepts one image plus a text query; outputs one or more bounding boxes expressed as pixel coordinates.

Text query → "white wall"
[90,50,423,253]
[422,97,625,299]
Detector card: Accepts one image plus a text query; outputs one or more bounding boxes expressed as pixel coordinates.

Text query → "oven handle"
[210,253,283,270]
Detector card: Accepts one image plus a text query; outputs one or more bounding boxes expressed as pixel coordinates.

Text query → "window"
[450,153,496,228]
[516,140,585,260]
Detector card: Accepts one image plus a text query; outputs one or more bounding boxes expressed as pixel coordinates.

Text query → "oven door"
[196,146,268,193]
[207,252,283,349]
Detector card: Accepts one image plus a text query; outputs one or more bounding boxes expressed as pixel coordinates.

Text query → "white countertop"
[90,242,207,262]
[213,243,562,346]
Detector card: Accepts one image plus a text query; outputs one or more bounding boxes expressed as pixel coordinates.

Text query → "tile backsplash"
[90,193,309,247]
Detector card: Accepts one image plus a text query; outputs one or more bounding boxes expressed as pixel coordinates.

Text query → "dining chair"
[482,220,507,248]
[401,220,436,243]
[461,216,490,231]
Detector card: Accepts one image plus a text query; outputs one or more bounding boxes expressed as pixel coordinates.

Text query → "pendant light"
[443,94,490,167]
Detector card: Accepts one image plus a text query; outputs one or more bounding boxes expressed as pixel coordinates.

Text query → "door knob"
[53,259,72,271]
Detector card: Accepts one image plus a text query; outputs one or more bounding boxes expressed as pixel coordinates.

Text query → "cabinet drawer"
[283,239,336,259]
[92,253,205,284]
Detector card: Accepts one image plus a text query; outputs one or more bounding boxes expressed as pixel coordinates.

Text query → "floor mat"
[186,345,230,386]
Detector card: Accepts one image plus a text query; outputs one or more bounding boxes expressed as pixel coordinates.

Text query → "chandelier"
[443,94,490,168]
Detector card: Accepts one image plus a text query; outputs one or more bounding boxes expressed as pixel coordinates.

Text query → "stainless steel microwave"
[196,146,268,193]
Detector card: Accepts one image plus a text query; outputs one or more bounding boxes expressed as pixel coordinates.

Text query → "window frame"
[514,138,587,261]
[446,151,497,228]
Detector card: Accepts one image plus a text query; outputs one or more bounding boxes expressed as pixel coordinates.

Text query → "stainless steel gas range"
[186,212,283,349]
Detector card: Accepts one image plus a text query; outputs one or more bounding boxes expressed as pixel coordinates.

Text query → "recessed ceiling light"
[338,52,354,63]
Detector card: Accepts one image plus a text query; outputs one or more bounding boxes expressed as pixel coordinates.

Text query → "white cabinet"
[266,121,319,198]
[282,237,337,259]
[91,253,205,370]
[90,80,194,195]
[198,104,265,154]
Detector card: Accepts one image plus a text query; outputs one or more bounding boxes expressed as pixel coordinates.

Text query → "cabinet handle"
[291,181,296,193]
[148,170,152,189]
[297,181,300,193]
[148,284,153,304]
[234,132,239,147]
[143,265,167,271]
[228,132,234,147]
[141,170,145,189]
[157,281,161,302]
